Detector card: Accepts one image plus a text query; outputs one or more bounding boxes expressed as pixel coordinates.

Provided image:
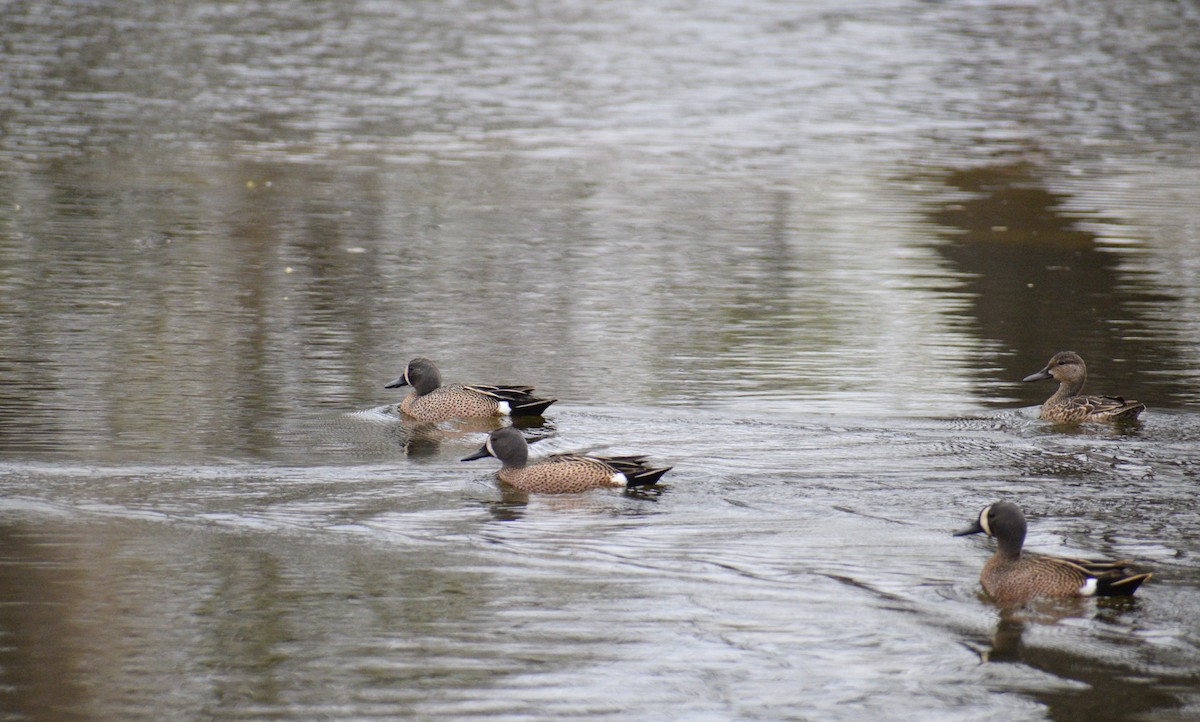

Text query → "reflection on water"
[0,525,89,718]
[926,160,1188,410]
[2,0,1200,719]
[390,412,555,459]
[982,611,1189,721]
[3,407,1198,720]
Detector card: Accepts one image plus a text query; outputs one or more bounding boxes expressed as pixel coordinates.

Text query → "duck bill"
[953,519,985,536]
[383,375,409,389]
[1023,367,1052,382]
[461,445,492,462]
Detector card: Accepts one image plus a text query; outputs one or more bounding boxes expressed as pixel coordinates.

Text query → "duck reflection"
[397,414,555,458]
[977,602,1186,720]
[983,602,1089,662]
[479,482,665,522]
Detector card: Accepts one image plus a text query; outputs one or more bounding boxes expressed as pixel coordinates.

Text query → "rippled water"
[3,0,1200,719]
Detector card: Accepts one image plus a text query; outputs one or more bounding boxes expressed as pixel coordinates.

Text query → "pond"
[2,0,1199,719]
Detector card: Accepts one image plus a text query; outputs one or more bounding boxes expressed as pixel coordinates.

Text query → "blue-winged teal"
[1023,351,1144,423]
[954,501,1150,606]
[461,427,671,494]
[385,357,556,422]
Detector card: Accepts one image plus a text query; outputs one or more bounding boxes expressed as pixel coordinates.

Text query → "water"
[2,0,1200,719]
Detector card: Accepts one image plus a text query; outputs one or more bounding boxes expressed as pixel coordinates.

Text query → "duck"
[1023,351,1144,423]
[954,501,1151,606]
[385,357,556,422]
[461,427,671,494]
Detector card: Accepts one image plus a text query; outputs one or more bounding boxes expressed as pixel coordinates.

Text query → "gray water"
[3,0,1200,719]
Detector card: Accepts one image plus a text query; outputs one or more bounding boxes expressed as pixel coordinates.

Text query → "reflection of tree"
[927,162,1181,408]
[0,525,87,719]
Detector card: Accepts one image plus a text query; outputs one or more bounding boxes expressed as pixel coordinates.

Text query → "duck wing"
[1042,554,1152,597]
[463,384,557,415]
[543,453,671,488]
[1071,394,1145,420]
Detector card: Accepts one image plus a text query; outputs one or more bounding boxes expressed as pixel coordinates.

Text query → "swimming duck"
[461,427,671,494]
[954,501,1151,606]
[385,357,556,422]
[1023,351,1144,423]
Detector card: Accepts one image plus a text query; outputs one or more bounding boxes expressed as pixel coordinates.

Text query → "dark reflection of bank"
[925,161,1183,409]
[982,611,1185,721]
[0,524,87,720]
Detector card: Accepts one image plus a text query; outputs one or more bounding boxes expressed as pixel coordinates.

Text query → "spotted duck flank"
[385,357,556,422]
[1023,351,1144,423]
[954,501,1151,607]
[461,427,671,494]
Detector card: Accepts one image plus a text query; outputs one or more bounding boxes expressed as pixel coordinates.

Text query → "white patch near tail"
[612,472,628,486]
[496,401,512,415]
[1079,578,1098,596]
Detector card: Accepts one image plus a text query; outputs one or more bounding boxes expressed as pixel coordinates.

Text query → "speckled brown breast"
[399,385,501,421]
[980,554,1090,606]
[497,456,624,494]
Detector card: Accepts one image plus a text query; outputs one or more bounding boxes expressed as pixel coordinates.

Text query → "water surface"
[2,1,1200,719]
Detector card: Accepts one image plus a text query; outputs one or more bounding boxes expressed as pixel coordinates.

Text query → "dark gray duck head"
[461,427,529,467]
[954,501,1027,557]
[385,357,442,395]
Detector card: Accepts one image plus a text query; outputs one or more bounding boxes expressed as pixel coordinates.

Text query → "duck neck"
[1047,376,1085,404]
[412,376,439,396]
[501,445,528,470]
[996,532,1025,561]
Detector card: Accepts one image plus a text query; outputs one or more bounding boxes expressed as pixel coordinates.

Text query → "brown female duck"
[1023,351,1144,423]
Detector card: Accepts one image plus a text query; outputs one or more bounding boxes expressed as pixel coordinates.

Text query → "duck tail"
[624,466,672,488]
[511,397,557,416]
[467,384,557,416]
[1096,572,1152,597]
[1102,396,1146,421]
